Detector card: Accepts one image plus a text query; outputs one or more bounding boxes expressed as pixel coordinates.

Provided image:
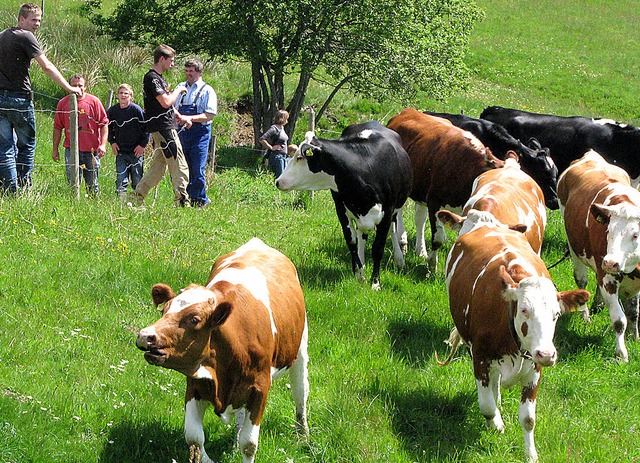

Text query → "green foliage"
[86,0,482,138]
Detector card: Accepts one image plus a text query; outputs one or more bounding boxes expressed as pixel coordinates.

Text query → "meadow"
[1,0,640,462]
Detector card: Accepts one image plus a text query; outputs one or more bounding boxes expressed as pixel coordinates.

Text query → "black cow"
[425,111,559,210]
[275,121,412,290]
[480,105,640,184]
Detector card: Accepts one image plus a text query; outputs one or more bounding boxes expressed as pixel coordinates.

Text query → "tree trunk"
[316,74,351,123]
[251,60,264,148]
[285,70,312,140]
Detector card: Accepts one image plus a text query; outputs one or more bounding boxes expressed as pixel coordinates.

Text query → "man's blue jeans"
[64,148,100,195]
[0,95,36,193]
[115,152,143,193]
[179,123,211,205]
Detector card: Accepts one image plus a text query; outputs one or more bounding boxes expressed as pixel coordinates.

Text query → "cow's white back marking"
[211,267,277,336]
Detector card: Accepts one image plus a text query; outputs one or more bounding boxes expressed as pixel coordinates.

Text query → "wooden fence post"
[308,107,315,132]
[107,89,114,110]
[69,93,80,199]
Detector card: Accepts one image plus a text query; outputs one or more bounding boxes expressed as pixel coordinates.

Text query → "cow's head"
[437,209,528,236]
[518,138,559,210]
[275,131,338,192]
[136,283,232,378]
[500,265,590,366]
[591,202,640,274]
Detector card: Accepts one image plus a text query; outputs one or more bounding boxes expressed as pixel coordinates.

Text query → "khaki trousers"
[135,129,189,205]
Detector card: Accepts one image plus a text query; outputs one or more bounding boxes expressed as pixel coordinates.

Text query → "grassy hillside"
[1,1,640,463]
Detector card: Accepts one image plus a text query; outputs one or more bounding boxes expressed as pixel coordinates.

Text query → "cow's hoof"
[189,445,201,463]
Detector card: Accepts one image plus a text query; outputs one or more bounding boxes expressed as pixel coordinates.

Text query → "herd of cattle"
[135,106,640,463]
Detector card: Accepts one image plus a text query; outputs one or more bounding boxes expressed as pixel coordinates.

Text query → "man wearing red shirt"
[53,74,108,195]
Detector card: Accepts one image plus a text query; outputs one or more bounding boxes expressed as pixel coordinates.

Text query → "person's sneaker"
[193,198,211,208]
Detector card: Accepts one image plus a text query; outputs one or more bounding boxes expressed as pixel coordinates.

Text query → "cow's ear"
[209,301,232,327]
[499,265,519,301]
[151,283,175,307]
[590,203,611,225]
[436,209,464,231]
[557,289,591,314]
[526,137,542,150]
[505,150,519,161]
[509,223,528,234]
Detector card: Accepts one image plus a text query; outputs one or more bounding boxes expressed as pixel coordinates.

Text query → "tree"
[86,0,482,146]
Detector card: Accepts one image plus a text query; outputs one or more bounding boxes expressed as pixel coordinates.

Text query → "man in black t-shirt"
[0,2,81,192]
[133,44,190,206]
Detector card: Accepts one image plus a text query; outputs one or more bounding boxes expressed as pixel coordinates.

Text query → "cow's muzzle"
[533,348,557,367]
[136,329,167,366]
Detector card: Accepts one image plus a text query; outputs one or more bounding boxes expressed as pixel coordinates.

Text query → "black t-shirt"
[0,27,42,92]
[143,68,176,132]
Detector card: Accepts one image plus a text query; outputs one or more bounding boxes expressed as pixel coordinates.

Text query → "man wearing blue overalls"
[174,59,217,207]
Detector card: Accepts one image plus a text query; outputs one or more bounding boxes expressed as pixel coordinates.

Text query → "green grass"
[2,0,640,462]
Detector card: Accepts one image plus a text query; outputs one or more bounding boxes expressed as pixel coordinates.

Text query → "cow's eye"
[190,316,202,326]
[633,232,639,241]
[521,308,529,317]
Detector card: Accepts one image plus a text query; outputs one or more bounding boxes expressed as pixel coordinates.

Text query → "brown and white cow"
[558,149,640,362]
[136,238,309,463]
[437,155,546,254]
[387,108,505,272]
[438,210,589,463]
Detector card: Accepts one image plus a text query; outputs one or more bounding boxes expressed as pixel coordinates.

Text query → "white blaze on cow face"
[501,270,560,367]
[165,286,215,314]
[458,209,506,236]
[275,148,338,192]
[592,202,640,274]
[356,129,374,139]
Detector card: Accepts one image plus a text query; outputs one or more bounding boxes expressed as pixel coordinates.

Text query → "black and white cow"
[480,105,640,184]
[425,111,559,210]
[275,121,412,290]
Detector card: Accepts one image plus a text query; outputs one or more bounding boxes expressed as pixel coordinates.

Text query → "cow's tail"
[435,327,463,366]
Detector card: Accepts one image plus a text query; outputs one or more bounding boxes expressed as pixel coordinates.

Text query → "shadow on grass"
[214,146,262,174]
[553,312,613,359]
[98,420,235,463]
[387,318,455,369]
[368,383,479,460]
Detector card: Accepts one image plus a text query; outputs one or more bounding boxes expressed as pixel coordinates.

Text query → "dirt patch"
[231,111,255,147]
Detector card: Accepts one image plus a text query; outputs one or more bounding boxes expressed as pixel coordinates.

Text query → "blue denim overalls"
[178,86,211,205]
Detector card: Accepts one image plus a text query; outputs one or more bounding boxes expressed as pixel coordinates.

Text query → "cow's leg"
[390,211,406,269]
[237,412,261,463]
[235,408,246,443]
[394,207,408,254]
[332,196,364,281]
[414,202,429,258]
[623,295,639,341]
[370,214,393,290]
[357,229,367,281]
[289,321,310,436]
[568,247,589,289]
[426,204,445,272]
[599,276,628,362]
[568,247,593,319]
[184,397,214,463]
[240,386,269,463]
[475,364,505,433]
[519,372,541,463]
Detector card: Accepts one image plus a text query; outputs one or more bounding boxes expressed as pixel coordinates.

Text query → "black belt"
[0,90,32,100]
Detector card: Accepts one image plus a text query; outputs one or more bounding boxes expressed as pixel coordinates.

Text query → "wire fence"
[1,90,340,197]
